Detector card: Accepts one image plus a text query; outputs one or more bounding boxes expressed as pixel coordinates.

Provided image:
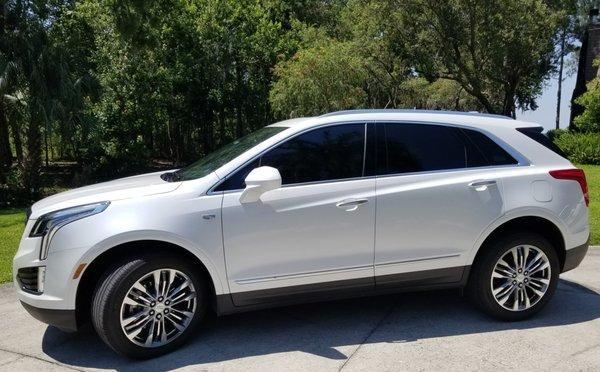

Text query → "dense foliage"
[0,0,583,204]
[553,130,600,164]
[552,59,600,165]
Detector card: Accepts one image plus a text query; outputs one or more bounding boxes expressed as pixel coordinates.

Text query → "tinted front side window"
[215,124,366,190]
[261,124,365,185]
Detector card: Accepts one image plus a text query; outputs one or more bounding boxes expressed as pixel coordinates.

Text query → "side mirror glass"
[239,166,282,204]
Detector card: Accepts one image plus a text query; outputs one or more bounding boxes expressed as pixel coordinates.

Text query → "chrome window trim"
[206,119,531,195]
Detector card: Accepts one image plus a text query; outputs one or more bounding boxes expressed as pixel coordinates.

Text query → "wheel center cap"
[516,273,525,282]
[155,303,167,313]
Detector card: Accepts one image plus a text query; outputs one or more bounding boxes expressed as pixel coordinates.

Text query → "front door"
[220,123,377,306]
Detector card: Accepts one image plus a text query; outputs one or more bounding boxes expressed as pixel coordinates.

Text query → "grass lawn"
[580,164,600,245]
[0,208,24,283]
[0,166,598,283]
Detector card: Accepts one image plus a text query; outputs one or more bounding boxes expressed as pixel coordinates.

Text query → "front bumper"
[20,301,78,332]
[562,241,589,273]
[13,221,89,312]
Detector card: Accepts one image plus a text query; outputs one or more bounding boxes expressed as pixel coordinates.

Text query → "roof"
[270,109,541,131]
[320,109,512,120]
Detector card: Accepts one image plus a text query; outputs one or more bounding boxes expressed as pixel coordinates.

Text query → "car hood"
[30,170,181,219]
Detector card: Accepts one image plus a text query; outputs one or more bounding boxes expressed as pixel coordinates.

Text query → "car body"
[13,110,589,357]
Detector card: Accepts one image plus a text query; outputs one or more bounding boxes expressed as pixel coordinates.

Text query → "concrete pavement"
[1,248,599,371]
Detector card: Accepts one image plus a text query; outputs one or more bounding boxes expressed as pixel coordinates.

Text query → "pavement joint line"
[338,301,398,372]
[0,346,85,372]
[0,354,23,367]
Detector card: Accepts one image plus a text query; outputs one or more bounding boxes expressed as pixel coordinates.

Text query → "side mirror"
[239,166,282,204]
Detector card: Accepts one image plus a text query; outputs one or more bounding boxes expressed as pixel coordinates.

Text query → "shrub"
[553,132,600,165]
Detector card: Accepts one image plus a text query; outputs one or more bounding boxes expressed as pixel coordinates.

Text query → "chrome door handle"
[468,180,497,190]
[336,198,369,211]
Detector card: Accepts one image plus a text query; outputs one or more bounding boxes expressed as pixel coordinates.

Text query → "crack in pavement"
[338,301,398,371]
[0,346,85,372]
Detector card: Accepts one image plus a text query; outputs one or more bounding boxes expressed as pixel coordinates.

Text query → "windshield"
[174,126,287,181]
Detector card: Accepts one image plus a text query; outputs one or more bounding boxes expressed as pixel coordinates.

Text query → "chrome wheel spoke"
[159,317,168,344]
[120,268,197,348]
[123,311,153,341]
[490,245,551,312]
[524,253,543,272]
[132,282,155,301]
[144,318,157,347]
[496,285,516,305]
[164,270,177,298]
[166,314,186,331]
[493,267,513,279]
[497,259,516,274]
[168,279,192,301]
[170,291,196,306]
[124,291,152,307]
[529,261,550,275]
[523,288,531,308]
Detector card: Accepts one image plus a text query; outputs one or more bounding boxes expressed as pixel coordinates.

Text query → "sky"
[517,71,577,132]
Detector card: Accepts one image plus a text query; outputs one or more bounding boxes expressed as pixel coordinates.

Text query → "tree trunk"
[556,27,566,130]
[9,116,23,164]
[44,123,49,167]
[23,116,42,199]
[235,62,244,138]
[0,101,12,182]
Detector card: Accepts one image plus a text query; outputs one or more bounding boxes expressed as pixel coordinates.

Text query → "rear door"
[374,122,516,288]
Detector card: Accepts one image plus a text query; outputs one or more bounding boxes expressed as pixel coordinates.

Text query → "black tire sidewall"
[470,232,560,321]
[93,254,207,358]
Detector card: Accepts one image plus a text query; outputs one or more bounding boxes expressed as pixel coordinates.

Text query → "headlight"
[30,201,110,259]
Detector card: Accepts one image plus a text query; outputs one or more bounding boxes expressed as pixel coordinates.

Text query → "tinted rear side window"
[517,127,567,158]
[379,123,466,174]
[378,123,517,175]
[461,128,518,166]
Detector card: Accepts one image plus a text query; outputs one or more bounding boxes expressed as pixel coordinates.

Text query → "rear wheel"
[91,253,207,358]
[468,232,559,320]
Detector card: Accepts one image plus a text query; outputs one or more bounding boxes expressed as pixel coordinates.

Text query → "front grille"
[17,267,42,294]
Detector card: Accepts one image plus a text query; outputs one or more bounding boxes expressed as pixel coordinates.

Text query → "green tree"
[270,39,368,117]
[574,60,600,132]
[396,0,565,117]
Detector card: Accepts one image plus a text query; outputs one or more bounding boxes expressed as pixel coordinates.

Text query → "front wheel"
[468,232,559,320]
[91,253,207,358]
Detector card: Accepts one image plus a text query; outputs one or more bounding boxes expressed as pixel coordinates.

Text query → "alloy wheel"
[119,268,197,347]
[490,245,551,311]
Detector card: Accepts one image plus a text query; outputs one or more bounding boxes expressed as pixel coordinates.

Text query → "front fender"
[76,230,226,296]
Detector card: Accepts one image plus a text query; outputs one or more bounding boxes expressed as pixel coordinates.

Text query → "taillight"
[549,169,589,207]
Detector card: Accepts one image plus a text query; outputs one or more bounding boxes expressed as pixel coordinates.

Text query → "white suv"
[13,110,589,358]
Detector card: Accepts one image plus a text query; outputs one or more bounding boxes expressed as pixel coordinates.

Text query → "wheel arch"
[470,214,566,275]
[75,235,225,328]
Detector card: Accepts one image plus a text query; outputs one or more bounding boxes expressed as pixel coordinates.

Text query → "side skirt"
[216,266,470,316]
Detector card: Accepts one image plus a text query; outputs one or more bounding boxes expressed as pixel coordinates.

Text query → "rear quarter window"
[517,127,567,158]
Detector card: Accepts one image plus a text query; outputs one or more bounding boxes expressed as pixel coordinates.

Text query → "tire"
[91,253,207,358]
[467,232,559,321]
